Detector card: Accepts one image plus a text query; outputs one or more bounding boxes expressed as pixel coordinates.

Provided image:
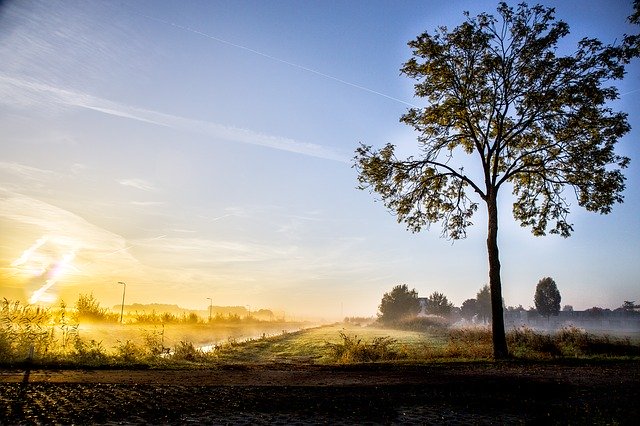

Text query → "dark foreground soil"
[1,361,638,425]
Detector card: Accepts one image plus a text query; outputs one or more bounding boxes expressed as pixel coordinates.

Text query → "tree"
[460,298,478,321]
[424,291,454,317]
[378,284,420,323]
[476,285,492,324]
[354,3,636,358]
[534,277,561,320]
[562,305,574,312]
[625,1,640,58]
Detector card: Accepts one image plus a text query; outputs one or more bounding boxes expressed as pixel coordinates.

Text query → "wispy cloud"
[0,75,348,163]
[130,201,165,206]
[132,236,297,266]
[0,161,57,181]
[118,178,156,192]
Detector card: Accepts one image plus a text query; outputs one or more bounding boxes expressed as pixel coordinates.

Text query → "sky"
[0,0,638,320]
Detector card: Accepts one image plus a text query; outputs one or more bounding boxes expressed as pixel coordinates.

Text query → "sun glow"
[28,250,76,304]
[11,236,79,304]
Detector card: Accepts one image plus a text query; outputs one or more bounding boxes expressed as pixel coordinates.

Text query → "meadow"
[1,298,638,367]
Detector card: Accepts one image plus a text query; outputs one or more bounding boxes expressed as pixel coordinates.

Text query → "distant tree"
[355,2,637,359]
[562,305,574,312]
[476,285,492,324]
[378,284,421,323]
[506,305,525,312]
[534,277,561,319]
[424,291,454,317]
[460,298,478,321]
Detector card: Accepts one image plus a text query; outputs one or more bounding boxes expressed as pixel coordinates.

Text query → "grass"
[2,299,638,367]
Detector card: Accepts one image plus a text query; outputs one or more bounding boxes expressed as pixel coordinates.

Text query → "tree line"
[377,277,636,326]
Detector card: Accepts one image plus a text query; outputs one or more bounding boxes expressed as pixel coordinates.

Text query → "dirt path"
[1,361,638,424]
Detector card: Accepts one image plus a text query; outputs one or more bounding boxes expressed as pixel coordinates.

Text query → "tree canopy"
[424,291,454,317]
[534,277,561,319]
[355,2,637,358]
[378,284,421,323]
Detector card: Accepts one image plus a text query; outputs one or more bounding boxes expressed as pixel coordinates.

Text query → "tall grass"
[2,298,638,367]
[440,325,639,360]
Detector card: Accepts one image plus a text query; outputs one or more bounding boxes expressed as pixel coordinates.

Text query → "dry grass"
[2,298,638,367]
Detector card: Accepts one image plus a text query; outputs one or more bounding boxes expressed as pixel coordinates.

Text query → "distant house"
[417,297,428,317]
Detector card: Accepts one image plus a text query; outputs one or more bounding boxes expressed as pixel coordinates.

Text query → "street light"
[117,281,126,324]
[206,297,212,322]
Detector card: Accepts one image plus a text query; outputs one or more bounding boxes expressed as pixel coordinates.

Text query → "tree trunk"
[487,191,509,359]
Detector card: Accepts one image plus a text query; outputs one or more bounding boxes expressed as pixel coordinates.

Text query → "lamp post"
[206,297,212,322]
[117,281,126,324]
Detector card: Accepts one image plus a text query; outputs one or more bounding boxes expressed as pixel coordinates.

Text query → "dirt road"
[1,361,638,424]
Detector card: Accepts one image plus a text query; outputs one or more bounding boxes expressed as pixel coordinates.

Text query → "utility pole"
[117,281,126,324]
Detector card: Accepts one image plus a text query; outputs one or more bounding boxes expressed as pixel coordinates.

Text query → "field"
[2,304,639,424]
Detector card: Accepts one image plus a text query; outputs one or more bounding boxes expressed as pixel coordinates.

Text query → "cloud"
[0,190,133,261]
[130,201,165,206]
[0,161,57,181]
[118,178,156,192]
[132,236,296,266]
[0,75,348,163]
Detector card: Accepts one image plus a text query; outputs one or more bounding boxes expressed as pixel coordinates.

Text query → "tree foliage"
[475,285,492,324]
[534,277,561,319]
[424,291,454,317]
[460,298,477,321]
[378,284,420,323]
[354,2,636,358]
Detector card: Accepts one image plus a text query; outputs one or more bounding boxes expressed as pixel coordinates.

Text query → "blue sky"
[0,0,638,319]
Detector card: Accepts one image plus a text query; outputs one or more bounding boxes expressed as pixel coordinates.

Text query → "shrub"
[172,341,205,362]
[326,331,405,363]
[391,315,450,332]
[114,339,145,363]
[72,338,108,365]
[75,293,119,323]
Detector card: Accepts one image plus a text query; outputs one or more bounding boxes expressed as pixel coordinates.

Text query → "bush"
[376,315,450,333]
[326,331,405,363]
[172,341,206,362]
[114,340,145,363]
[75,293,119,323]
[72,338,108,365]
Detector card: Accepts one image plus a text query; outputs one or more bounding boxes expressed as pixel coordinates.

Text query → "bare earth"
[1,361,638,424]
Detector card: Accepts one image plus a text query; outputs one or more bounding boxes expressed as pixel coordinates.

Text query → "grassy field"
[212,324,448,364]
[2,296,638,367]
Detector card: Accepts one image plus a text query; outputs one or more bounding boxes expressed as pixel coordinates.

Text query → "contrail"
[134,11,418,108]
[621,88,640,96]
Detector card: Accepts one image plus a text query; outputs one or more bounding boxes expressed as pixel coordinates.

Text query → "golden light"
[11,235,78,304]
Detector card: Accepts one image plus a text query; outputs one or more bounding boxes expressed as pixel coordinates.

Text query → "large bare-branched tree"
[354,2,637,358]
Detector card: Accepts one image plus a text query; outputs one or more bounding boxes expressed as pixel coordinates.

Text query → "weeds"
[325,331,405,363]
[1,297,637,367]
[508,326,639,359]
